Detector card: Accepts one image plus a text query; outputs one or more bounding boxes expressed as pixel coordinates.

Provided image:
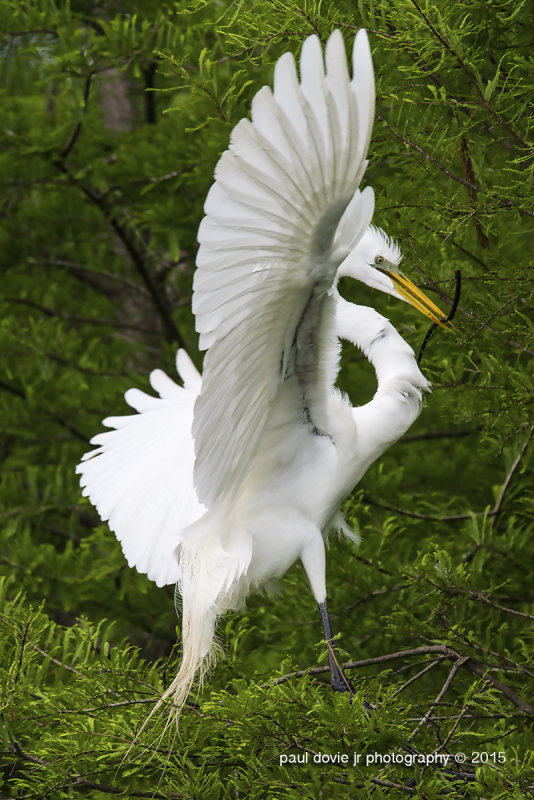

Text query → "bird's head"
[337,225,449,328]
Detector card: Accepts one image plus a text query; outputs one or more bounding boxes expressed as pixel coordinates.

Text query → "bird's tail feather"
[159,600,219,729]
[136,527,249,741]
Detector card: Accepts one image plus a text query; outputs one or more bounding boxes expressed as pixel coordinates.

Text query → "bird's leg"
[317,599,354,696]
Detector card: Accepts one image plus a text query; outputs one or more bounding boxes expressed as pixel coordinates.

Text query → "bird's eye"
[374,256,384,265]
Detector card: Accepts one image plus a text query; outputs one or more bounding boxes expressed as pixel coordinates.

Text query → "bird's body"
[77,30,447,719]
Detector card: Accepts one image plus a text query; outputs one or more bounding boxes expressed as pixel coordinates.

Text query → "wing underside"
[192,29,376,506]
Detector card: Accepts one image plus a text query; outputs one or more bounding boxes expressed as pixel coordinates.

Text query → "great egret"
[77,30,448,719]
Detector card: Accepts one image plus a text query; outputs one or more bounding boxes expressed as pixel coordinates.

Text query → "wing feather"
[352,29,375,157]
[76,353,205,586]
[192,30,375,506]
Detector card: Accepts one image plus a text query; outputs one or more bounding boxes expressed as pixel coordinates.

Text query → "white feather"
[193,30,375,507]
[76,356,205,587]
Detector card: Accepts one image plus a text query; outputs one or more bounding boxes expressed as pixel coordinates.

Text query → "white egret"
[77,30,448,719]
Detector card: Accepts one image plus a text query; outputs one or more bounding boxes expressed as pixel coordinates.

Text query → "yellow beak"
[377,268,452,330]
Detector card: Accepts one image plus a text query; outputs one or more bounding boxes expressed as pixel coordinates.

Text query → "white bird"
[77,30,448,721]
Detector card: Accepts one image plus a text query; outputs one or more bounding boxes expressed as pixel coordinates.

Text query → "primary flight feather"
[77,29,448,720]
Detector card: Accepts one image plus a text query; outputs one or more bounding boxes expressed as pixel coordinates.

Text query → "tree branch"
[459,133,489,249]
[376,113,534,217]
[60,74,92,159]
[8,295,160,334]
[361,493,487,522]
[491,429,533,528]
[52,160,188,348]
[461,587,534,622]
[407,0,533,154]
[408,656,468,739]
[7,743,184,799]
[143,62,157,124]
[400,428,478,443]
[29,257,148,293]
[0,379,90,443]
[268,644,534,714]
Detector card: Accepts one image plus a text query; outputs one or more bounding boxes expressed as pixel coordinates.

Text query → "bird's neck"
[334,293,429,391]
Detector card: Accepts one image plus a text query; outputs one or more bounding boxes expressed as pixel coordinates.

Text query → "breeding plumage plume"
[77,29,448,725]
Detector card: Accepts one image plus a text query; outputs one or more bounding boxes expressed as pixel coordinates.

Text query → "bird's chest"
[248,416,355,526]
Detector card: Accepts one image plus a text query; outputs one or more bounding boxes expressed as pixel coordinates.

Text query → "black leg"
[317,599,354,696]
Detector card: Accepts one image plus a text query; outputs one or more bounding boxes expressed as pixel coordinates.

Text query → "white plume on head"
[335,223,404,300]
[356,224,402,268]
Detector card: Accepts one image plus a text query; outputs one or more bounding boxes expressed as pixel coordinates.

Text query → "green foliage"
[1,0,533,797]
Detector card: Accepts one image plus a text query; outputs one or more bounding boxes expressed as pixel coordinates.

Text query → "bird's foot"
[327,643,355,696]
[328,652,375,719]
[329,663,355,696]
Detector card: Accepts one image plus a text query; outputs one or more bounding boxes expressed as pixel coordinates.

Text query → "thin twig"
[60,74,92,159]
[391,657,446,698]
[267,644,534,714]
[30,644,83,676]
[377,113,534,217]
[408,657,468,739]
[407,0,532,154]
[0,379,90,443]
[362,493,491,522]
[460,294,522,345]
[435,705,471,754]
[12,621,31,688]
[7,296,160,335]
[417,270,461,364]
[462,587,534,622]
[491,429,533,528]
[400,428,477,443]
[459,132,489,249]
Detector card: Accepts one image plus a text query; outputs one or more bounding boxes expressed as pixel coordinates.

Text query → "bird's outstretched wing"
[76,351,204,587]
[192,29,375,506]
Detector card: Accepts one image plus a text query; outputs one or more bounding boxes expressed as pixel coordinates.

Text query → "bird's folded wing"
[76,351,205,587]
[192,29,375,506]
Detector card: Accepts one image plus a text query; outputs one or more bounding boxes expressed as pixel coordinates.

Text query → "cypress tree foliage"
[1,0,532,796]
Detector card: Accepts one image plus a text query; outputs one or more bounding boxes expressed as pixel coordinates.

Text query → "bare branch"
[0,379,90,443]
[491,429,533,528]
[462,587,534,622]
[400,428,478,443]
[267,644,534,714]
[459,133,489,249]
[28,257,148,296]
[143,62,157,124]
[7,296,160,334]
[52,160,188,348]
[362,493,490,522]
[61,74,93,159]
[30,644,83,677]
[391,657,446,698]
[462,659,534,714]
[408,657,468,739]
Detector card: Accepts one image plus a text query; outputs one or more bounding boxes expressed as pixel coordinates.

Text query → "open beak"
[377,268,452,330]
